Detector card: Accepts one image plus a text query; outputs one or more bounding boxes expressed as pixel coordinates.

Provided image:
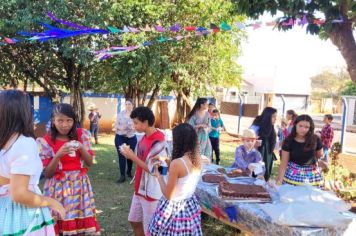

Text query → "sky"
[237,15,347,95]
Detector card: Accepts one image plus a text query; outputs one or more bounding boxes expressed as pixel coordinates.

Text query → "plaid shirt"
[320,124,334,148]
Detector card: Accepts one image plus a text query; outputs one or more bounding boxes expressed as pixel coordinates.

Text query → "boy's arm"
[120,146,149,172]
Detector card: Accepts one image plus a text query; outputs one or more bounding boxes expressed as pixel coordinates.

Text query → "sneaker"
[117,176,125,183]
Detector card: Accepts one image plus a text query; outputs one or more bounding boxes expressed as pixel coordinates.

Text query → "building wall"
[344,96,356,126]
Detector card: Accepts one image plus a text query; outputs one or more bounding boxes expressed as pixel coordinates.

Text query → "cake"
[218,182,271,200]
[226,169,249,178]
[217,168,227,174]
[202,174,226,183]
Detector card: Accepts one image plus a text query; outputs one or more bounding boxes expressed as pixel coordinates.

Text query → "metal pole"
[340,97,348,153]
[280,95,286,118]
[237,93,244,134]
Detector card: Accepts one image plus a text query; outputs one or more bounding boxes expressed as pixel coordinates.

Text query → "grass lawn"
[89,134,279,236]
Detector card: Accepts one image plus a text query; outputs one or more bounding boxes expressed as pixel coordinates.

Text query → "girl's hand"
[48,197,66,219]
[56,144,75,158]
[120,145,135,160]
[152,164,161,178]
[150,156,167,166]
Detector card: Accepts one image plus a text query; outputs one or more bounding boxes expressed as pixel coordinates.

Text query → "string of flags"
[0,12,348,59]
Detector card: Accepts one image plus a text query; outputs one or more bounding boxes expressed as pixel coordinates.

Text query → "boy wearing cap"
[231,129,265,177]
[88,105,101,144]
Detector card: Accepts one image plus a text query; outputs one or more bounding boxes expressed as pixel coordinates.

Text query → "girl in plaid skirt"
[276,115,327,187]
[148,123,202,236]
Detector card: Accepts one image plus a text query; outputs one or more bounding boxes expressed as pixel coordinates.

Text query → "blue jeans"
[322,146,329,162]
[115,134,137,177]
[90,123,99,143]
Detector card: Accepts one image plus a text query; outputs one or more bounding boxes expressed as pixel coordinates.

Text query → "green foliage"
[342,80,356,96]
[89,0,244,104]
[232,0,355,34]
[310,68,350,99]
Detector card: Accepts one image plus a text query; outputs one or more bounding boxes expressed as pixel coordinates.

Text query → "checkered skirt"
[0,196,55,236]
[148,195,202,236]
[283,162,323,187]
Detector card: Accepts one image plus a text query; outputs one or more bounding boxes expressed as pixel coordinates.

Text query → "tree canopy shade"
[231,0,356,84]
[0,0,243,124]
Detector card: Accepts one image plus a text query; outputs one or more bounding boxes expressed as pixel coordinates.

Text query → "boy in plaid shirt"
[320,114,334,162]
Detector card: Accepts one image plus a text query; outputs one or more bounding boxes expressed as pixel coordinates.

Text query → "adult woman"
[251,107,277,181]
[286,109,298,135]
[0,90,64,236]
[186,98,212,159]
[114,99,137,183]
[276,115,325,187]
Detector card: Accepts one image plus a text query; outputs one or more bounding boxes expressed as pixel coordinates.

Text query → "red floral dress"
[37,128,100,235]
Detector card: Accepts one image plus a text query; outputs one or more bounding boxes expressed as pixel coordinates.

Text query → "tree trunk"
[69,65,85,125]
[328,21,356,83]
[147,84,160,108]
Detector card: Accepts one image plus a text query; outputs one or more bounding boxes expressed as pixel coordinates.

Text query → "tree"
[232,0,356,83]
[0,0,111,123]
[342,80,356,95]
[311,68,349,105]
[91,0,243,122]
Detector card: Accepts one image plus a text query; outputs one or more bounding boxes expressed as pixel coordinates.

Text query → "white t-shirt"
[0,135,43,195]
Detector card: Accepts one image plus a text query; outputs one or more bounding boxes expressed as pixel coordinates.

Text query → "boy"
[120,106,169,235]
[320,114,334,162]
[209,109,225,165]
[231,129,265,178]
[88,105,101,144]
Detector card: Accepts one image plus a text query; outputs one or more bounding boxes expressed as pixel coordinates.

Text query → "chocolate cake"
[202,173,226,183]
[218,182,271,200]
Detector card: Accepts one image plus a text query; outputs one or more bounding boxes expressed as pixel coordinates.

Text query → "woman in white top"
[0,90,64,236]
[114,99,137,183]
[149,123,202,236]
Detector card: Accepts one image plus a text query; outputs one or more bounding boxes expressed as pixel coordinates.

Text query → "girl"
[276,115,326,187]
[149,123,202,236]
[37,103,100,235]
[186,97,212,159]
[114,99,137,183]
[0,90,64,236]
[251,107,277,181]
[286,109,297,135]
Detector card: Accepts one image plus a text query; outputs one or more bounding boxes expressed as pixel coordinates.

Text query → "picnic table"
[196,164,356,236]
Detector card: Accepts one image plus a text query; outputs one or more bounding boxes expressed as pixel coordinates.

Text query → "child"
[209,109,226,165]
[277,118,289,157]
[88,105,101,144]
[0,90,64,236]
[276,115,325,187]
[37,103,100,235]
[208,102,216,117]
[120,106,169,235]
[149,123,202,236]
[231,129,265,177]
[320,114,334,162]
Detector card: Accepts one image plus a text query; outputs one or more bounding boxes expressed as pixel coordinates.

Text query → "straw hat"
[88,104,98,111]
[241,129,256,139]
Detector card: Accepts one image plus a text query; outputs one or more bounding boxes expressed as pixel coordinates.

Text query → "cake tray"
[216,186,272,203]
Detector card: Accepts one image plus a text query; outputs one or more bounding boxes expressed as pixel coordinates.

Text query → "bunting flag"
[0,11,348,50]
[212,205,225,219]
[202,200,212,210]
[225,206,238,223]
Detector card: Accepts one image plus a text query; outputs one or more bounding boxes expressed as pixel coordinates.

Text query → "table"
[196,164,356,236]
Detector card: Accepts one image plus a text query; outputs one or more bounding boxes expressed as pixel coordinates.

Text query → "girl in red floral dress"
[37,103,100,235]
